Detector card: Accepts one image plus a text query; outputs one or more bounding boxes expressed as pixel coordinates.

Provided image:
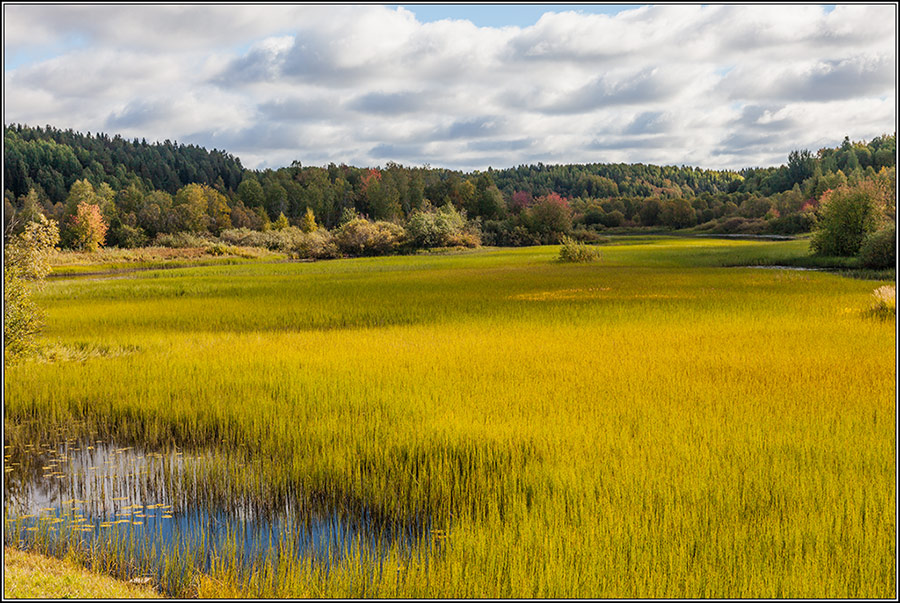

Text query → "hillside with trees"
[4,124,895,264]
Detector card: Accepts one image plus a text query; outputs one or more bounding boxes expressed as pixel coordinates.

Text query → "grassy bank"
[3,547,160,598]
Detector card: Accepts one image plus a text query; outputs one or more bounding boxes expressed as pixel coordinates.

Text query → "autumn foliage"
[67,202,108,252]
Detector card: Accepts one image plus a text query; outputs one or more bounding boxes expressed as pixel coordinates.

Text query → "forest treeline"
[4,123,896,252]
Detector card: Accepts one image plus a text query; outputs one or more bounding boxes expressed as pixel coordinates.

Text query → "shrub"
[205,242,231,256]
[858,225,896,269]
[109,223,149,248]
[869,285,896,319]
[768,212,816,235]
[811,182,883,256]
[525,193,572,243]
[334,218,406,256]
[219,227,263,247]
[405,204,479,249]
[481,221,541,247]
[219,227,304,252]
[293,229,340,260]
[558,236,601,263]
[154,231,213,248]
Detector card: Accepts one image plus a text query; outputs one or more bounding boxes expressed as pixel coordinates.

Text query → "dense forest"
[4,124,896,253]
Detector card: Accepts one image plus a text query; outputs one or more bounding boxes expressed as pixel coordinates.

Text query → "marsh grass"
[869,285,896,319]
[4,237,895,598]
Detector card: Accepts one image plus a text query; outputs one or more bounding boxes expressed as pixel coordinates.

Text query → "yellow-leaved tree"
[4,213,60,362]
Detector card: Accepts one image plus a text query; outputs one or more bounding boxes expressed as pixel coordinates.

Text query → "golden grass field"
[3,238,896,597]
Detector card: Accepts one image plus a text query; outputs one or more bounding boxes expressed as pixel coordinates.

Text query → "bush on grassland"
[558,235,601,263]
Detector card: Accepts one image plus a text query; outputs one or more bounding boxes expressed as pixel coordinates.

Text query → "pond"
[4,436,430,593]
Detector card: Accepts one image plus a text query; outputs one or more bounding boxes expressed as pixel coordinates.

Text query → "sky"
[3,4,896,172]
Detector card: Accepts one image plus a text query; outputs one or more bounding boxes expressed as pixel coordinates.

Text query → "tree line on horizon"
[3,124,896,252]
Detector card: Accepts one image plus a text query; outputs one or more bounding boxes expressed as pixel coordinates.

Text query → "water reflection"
[4,437,428,589]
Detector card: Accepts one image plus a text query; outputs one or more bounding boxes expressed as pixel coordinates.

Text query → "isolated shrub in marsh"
[558,235,601,263]
[205,242,231,256]
[869,285,895,319]
[858,225,896,269]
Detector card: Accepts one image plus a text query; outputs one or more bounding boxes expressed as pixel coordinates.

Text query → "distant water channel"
[4,437,428,591]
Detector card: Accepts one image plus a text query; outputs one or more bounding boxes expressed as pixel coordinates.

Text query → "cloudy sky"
[3,4,896,171]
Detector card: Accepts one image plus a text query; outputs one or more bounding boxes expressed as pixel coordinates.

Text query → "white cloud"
[3,4,896,171]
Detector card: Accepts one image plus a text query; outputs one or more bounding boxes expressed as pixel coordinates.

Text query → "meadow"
[3,237,896,598]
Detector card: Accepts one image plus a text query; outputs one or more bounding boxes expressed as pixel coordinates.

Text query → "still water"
[4,436,429,590]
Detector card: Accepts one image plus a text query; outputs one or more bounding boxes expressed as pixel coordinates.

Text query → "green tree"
[173,184,210,233]
[265,183,288,220]
[787,149,815,188]
[237,177,265,208]
[811,182,884,256]
[659,198,697,228]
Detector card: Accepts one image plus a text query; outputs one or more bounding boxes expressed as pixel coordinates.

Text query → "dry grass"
[871,284,896,318]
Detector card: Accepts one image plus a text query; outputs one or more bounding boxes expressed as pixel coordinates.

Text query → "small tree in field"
[4,214,60,362]
[67,202,108,251]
